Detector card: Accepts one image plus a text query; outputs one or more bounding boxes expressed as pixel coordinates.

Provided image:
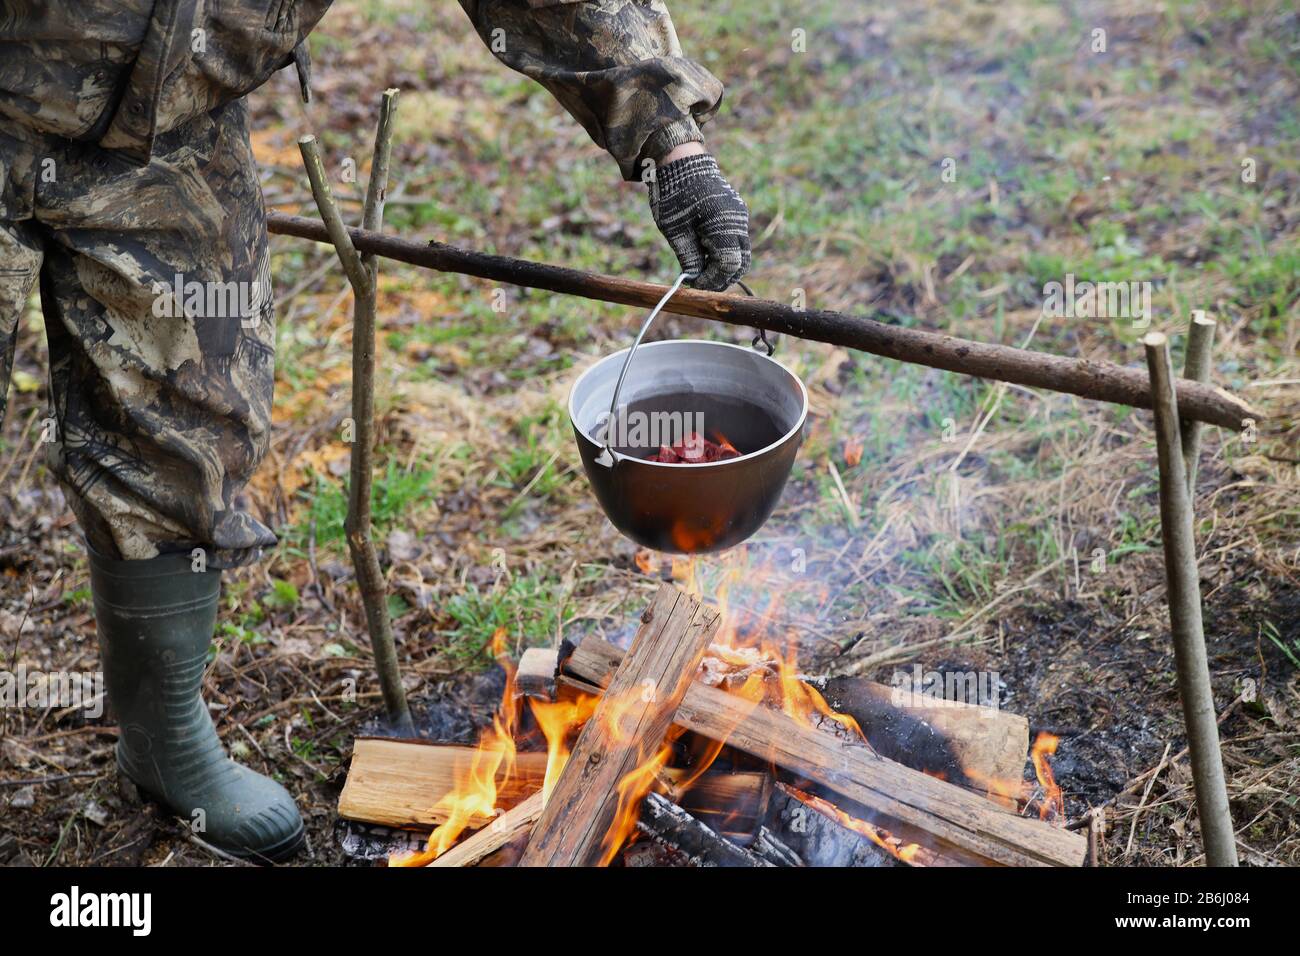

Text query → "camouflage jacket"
[0,0,723,218]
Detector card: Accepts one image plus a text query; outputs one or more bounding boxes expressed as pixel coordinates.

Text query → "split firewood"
[661,768,771,841]
[519,584,722,866]
[336,735,771,836]
[548,641,1027,802]
[560,634,1088,867]
[636,792,771,867]
[816,676,1030,796]
[514,647,558,701]
[770,783,899,867]
[337,740,548,830]
[428,791,544,868]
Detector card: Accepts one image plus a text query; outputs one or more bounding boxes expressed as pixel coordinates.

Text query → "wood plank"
[338,739,547,829]
[519,585,721,866]
[337,735,772,837]
[562,635,1088,867]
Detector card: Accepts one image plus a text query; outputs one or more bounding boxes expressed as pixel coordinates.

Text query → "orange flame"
[844,437,864,468]
[962,765,1029,809]
[786,786,927,864]
[704,556,872,748]
[392,550,899,866]
[633,549,660,576]
[529,693,599,804]
[712,430,740,456]
[669,514,726,553]
[390,628,519,867]
[598,737,677,866]
[670,555,698,590]
[1031,732,1064,820]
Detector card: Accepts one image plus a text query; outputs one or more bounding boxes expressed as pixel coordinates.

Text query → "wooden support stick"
[266,212,1258,429]
[1181,311,1217,496]
[298,95,412,733]
[562,636,1088,866]
[519,585,721,866]
[1143,332,1237,867]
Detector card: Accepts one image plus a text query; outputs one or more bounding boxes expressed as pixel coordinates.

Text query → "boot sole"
[222,823,306,865]
[117,762,306,865]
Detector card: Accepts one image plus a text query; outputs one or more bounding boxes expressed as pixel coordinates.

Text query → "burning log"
[266,212,1259,429]
[636,792,771,867]
[560,635,1088,866]
[519,585,722,866]
[337,740,549,830]
[428,792,543,868]
[662,768,771,842]
[817,677,1030,796]
[750,826,805,867]
[770,784,901,867]
[337,736,773,838]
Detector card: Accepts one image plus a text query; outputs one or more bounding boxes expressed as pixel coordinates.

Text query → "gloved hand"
[648,153,752,292]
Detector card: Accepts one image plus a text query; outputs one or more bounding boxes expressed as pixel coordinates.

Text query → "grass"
[441,574,563,666]
[287,460,438,551]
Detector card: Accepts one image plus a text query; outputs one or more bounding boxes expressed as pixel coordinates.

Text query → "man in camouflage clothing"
[0,1,751,860]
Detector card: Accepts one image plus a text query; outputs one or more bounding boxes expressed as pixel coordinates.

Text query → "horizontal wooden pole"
[267,211,1257,429]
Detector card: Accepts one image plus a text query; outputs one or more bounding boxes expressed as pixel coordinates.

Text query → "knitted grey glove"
[648,154,752,292]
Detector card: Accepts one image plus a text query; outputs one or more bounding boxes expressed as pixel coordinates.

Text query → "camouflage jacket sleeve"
[458,1,724,181]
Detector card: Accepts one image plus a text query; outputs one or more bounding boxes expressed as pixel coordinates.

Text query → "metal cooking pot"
[568,333,808,554]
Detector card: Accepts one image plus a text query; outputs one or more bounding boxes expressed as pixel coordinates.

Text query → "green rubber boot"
[90,550,304,863]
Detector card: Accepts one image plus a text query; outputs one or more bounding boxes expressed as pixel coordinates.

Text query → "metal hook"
[734,280,775,356]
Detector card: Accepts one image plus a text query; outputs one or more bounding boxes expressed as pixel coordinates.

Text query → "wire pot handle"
[595,270,694,467]
[595,272,773,467]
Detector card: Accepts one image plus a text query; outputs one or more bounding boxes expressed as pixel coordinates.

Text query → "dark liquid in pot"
[608,391,788,460]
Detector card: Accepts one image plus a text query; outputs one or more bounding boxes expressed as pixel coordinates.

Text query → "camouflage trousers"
[0,99,277,567]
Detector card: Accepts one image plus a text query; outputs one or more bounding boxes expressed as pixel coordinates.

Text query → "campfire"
[338,562,1087,867]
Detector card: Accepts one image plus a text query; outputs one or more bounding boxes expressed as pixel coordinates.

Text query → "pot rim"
[567,338,809,470]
